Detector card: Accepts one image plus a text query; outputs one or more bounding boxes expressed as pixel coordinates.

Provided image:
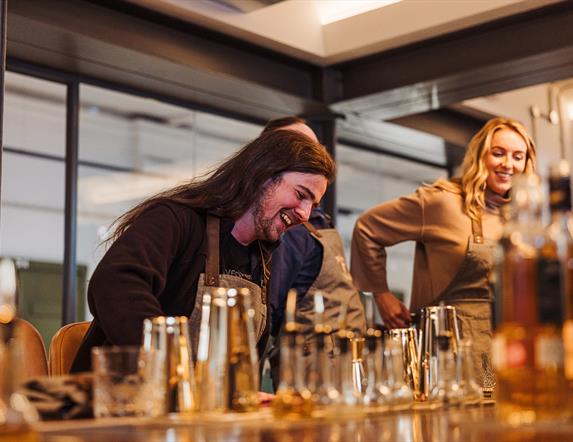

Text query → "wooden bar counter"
[36,404,573,442]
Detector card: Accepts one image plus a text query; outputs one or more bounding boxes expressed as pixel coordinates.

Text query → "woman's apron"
[188,215,268,357]
[432,217,495,388]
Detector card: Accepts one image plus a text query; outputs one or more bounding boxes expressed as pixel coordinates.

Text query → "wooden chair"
[15,318,49,378]
[49,321,91,376]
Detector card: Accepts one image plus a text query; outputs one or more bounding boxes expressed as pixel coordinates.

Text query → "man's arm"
[88,204,202,344]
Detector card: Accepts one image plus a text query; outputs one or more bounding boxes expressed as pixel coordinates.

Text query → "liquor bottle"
[383,338,413,407]
[431,303,462,407]
[546,160,573,416]
[457,340,483,405]
[272,290,313,418]
[493,174,568,424]
[333,302,361,407]
[362,295,390,407]
[309,292,340,409]
[336,328,358,406]
[0,259,39,442]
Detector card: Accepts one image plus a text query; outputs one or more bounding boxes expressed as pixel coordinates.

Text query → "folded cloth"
[18,374,93,420]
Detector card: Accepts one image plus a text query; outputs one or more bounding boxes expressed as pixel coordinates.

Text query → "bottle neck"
[278,332,297,389]
[550,208,571,223]
[514,206,543,227]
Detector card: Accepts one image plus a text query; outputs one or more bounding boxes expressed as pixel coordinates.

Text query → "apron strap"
[205,215,220,286]
[257,241,272,305]
[471,217,484,244]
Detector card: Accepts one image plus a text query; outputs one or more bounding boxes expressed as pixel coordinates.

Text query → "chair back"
[15,318,49,378]
[49,321,90,376]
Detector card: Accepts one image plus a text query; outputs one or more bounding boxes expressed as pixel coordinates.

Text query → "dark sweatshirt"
[71,201,270,372]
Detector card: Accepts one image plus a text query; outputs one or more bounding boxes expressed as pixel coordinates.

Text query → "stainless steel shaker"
[141,316,197,415]
[417,305,461,401]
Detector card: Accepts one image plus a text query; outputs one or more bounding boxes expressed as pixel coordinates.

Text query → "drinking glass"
[92,346,147,418]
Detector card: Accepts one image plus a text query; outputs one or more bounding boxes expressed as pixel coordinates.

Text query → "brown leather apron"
[188,215,268,356]
[432,217,494,388]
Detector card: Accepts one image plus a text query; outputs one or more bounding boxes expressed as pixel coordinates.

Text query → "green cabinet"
[17,260,87,349]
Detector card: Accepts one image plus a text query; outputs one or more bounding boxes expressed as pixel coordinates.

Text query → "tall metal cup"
[387,327,420,397]
[141,316,197,415]
[417,305,461,401]
[195,287,260,412]
[350,336,366,395]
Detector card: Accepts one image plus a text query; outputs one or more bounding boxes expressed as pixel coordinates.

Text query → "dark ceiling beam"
[389,108,488,149]
[334,2,573,120]
[389,107,499,175]
[7,0,329,122]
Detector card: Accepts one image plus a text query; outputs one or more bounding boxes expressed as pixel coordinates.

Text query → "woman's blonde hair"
[433,117,536,221]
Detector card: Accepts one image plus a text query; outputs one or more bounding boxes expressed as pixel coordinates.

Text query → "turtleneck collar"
[485,187,510,214]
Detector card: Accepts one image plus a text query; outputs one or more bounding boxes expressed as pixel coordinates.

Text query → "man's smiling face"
[251,171,327,242]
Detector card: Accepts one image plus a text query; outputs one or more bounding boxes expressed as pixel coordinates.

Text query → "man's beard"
[251,177,282,241]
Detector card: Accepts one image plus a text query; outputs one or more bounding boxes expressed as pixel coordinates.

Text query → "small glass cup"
[92,346,147,418]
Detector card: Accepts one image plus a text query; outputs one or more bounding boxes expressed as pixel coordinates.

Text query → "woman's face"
[485,128,528,196]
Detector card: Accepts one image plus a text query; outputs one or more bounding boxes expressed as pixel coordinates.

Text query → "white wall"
[336,144,446,307]
[463,83,568,178]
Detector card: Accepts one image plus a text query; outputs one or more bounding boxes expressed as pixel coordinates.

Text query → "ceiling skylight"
[314,0,402,25]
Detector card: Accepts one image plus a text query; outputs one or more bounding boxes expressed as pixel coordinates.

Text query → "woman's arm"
[351,190,424,328]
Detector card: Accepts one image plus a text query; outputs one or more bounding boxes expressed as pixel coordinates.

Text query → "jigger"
[417,305,461,400]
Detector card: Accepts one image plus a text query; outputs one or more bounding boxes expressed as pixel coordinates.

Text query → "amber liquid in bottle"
[547,162,573,417]
[495,260,567,423]
[564,243,573,417]
[494,174,568,425]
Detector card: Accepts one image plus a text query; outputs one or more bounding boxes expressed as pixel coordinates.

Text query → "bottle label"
[538,258,563,325]
[535,335,564,368]
[564,321,573,379]
[492,334,528,369]
[506,339,528,368]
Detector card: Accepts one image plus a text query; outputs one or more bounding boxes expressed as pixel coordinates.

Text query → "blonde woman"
[350,117,536,386]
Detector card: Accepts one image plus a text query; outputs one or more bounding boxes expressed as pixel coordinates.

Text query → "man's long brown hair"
[262,116,307,133]
[109,129,335,242]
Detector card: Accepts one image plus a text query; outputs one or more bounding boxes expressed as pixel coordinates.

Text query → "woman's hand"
[374,291,411,329]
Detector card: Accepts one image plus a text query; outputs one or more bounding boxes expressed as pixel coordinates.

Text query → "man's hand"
[374,291,411,329]
[258,391,275,406]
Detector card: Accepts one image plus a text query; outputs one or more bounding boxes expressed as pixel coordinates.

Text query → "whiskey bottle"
[493,174,568,424]
[309,292,340,409]
[546,160,573,416]
[272,290,313,418]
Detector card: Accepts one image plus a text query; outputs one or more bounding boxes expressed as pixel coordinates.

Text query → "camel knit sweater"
[350,184,506,312]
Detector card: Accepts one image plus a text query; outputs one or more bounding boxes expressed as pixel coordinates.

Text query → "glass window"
[78,85,262,319]
[337,143,447,307]
[1,72,68,345]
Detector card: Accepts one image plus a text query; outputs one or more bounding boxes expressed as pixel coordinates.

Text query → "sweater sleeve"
[87,203,198,345]
[350,189,424,293]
